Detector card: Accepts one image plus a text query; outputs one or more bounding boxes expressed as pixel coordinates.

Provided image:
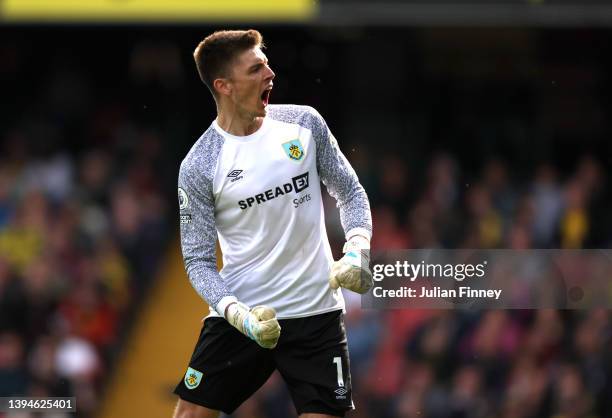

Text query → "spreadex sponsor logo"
[238,172,310,210]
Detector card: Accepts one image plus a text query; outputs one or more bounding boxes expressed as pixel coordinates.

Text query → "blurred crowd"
[0,36,173,416]
[362,152,610,251]
[0,143,169,416]
[350,152,611,418]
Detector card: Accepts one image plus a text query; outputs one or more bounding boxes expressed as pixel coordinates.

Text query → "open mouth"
[261,87,272,106]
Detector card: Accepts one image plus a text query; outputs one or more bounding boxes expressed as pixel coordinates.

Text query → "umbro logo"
[334,388,348,396]
[228,170,244,183]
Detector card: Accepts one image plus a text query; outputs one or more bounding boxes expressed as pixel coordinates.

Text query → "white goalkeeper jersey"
[178,105,372,319]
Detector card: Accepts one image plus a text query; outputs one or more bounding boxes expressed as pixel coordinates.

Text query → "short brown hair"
[193,29,264,97]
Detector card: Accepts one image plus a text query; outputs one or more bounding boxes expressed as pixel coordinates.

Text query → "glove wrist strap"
[343,236,371,264]
[226,301,252,337]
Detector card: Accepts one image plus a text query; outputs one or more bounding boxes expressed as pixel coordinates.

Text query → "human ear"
[213,78,232,97]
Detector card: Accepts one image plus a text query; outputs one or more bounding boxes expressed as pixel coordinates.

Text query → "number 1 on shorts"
[333,356,344,387]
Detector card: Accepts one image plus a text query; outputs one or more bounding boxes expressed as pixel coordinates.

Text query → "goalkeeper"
[173,29,372,418]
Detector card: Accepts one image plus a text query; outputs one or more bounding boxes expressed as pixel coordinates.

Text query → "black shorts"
[174,310,353,416]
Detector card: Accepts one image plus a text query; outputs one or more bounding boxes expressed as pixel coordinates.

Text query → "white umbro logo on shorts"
[227,170,244,183]
[334,388,348,396]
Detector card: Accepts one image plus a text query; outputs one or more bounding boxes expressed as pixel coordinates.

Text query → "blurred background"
[1,0,612,417]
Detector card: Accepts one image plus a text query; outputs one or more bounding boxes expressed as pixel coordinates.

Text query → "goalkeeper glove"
[225,302,281,349]
[329,235,373,294]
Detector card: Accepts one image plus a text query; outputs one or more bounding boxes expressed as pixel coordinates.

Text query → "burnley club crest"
[282,139,305,162]
[184,367,203,390]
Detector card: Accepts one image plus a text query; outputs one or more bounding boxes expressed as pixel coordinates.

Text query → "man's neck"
[216,108,264,137]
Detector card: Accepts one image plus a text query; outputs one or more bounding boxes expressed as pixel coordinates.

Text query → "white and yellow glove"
[225,302,281,349]
[329,235,373,294]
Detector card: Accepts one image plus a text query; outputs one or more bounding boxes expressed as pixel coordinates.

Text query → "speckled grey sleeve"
[178,128,234,311]
[268,105,372,238]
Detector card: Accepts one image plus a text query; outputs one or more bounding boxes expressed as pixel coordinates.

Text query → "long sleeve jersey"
[178,104,372,319]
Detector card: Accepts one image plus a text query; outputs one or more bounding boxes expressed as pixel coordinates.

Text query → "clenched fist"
[226,302,281,349]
